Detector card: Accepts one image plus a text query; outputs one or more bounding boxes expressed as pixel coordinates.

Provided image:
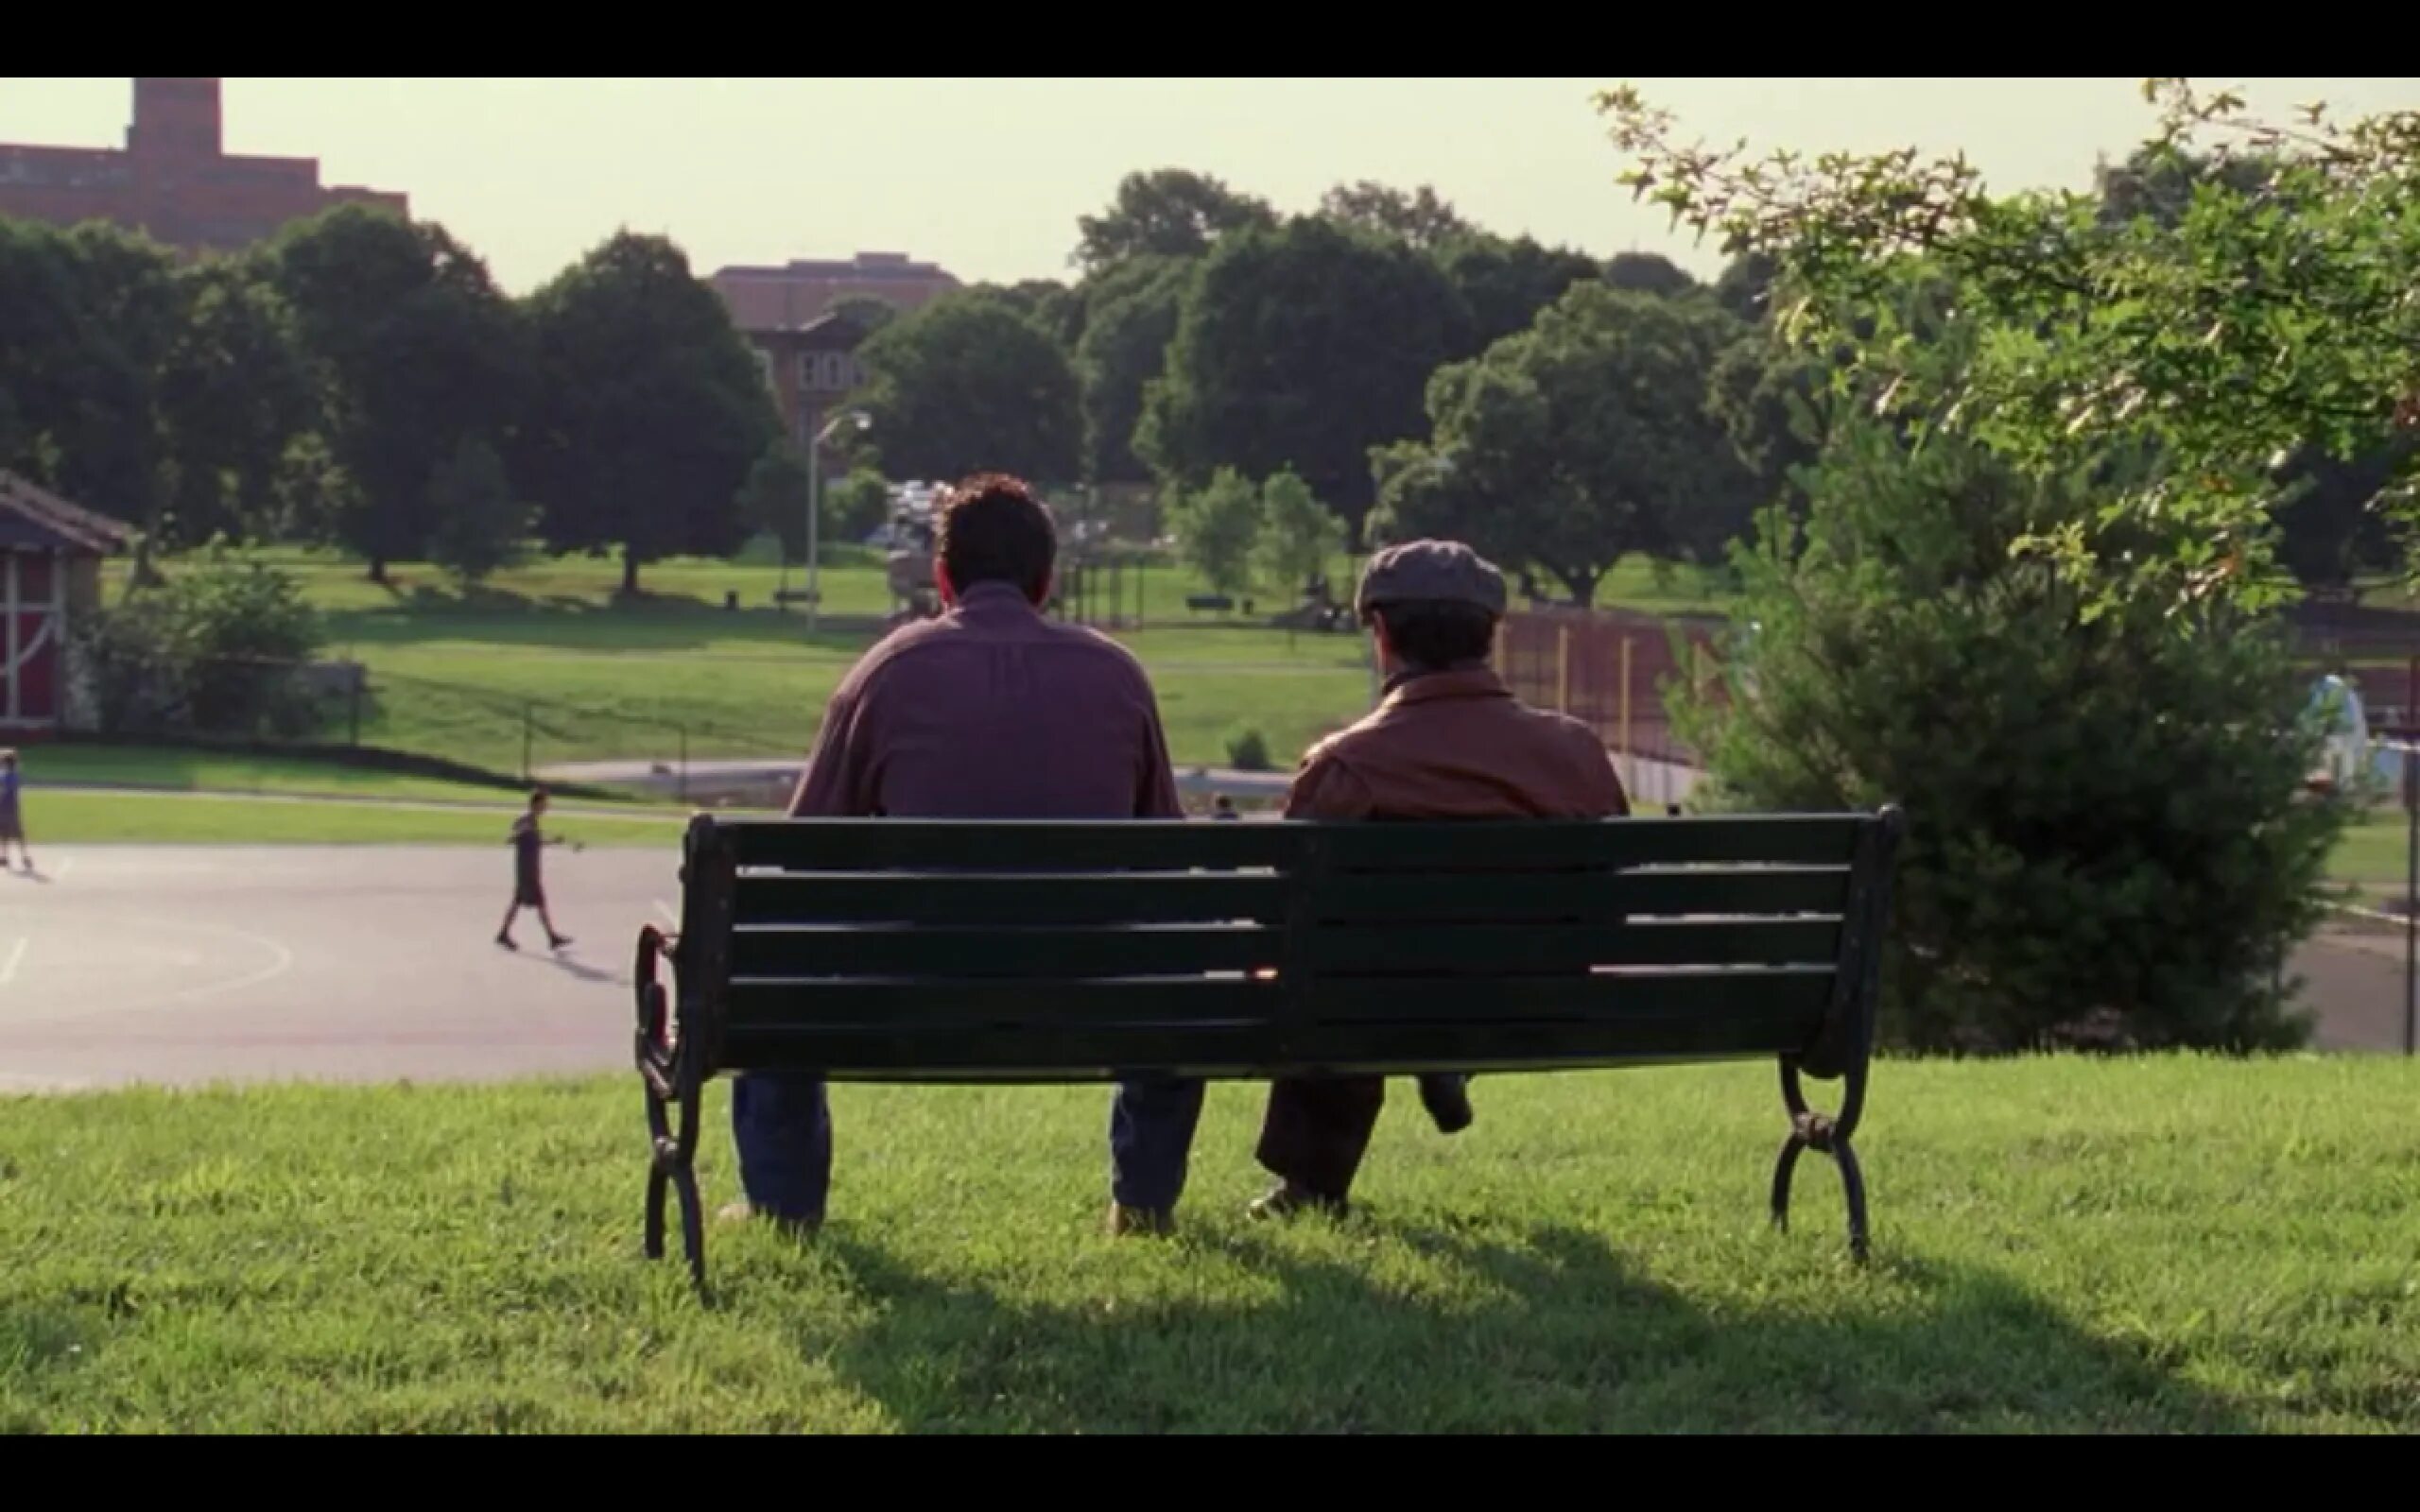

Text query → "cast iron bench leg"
[1769,1057,1872,1264]
[636,925,712,1297]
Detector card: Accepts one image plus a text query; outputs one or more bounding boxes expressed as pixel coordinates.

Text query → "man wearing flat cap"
[1252,539,1630,1220]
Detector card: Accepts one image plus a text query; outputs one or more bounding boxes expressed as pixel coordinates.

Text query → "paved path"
[0,846,682,1091]
[2291,924,2420,1053]
[9,833,2394,1097]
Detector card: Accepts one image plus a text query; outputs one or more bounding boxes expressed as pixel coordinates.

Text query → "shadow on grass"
[790,1223,2251,1433]
[329,591,880,659]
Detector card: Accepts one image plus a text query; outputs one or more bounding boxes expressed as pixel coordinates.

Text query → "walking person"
[0,749,31,874]
[495,787,577,952]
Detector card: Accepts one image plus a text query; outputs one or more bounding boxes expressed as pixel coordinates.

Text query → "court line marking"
[3,913,298,1023]
[655,900,678,925]
[0,937,25,987]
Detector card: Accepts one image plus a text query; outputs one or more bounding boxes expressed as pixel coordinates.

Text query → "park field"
[2,1057,2413,1432]
[21,790,687,847]
[102,548,1734,779]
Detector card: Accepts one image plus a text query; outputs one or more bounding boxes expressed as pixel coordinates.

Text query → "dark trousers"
[732,1070,1205,1223]
[1256,1074,1468,1202]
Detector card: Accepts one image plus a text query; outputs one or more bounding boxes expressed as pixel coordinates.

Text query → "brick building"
[0,77,408,256]
[708,252,959,449]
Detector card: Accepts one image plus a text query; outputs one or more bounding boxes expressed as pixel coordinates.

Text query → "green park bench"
[633,807,1905,1294]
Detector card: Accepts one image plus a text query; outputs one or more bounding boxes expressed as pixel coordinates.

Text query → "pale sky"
[4,77,2413,294]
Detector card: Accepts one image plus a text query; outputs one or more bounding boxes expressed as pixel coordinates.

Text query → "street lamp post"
[806,409,871,634]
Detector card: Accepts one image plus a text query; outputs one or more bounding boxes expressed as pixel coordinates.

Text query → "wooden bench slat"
[724,919,1841,979]
[733,873,1288,926]
[1309,867,1851,921]
[727,976,1283,1029]
[724,963,1827,1030]
[720,1022,1278,1077]
[716,815,1870,873]
[718,984,1823,1074]
[1295,966,1835,1022]
[726,819,1301,872]
[732,924,1280,978]
[1307,919,1841,971]
[1319,816,1865,868]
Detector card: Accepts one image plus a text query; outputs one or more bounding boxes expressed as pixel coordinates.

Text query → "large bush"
[1677,421,2345,1053]
[77,548,329,740]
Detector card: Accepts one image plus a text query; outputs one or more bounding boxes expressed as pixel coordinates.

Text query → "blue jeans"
[731,1072,1206,1223]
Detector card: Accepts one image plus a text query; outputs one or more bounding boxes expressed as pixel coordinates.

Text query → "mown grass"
[104,548,1731,778]
[19,791,687,848]
[2,1057,2413,1432]
[2332,812,2414,888]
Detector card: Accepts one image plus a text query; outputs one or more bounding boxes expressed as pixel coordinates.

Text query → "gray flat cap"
[1356,539,1508,618]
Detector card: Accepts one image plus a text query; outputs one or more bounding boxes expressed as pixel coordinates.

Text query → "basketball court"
[0,845,679,1091]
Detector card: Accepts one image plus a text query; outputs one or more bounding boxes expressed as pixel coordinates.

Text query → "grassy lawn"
[2,1057,2413,1432]
[12,743,644,807]
[21,790,688,848]
[100,548,1731,779]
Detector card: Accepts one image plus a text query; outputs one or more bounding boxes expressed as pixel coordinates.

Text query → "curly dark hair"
[937,473,1057,603]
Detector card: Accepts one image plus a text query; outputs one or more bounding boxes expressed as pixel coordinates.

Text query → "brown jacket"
[1285,667,1629,821]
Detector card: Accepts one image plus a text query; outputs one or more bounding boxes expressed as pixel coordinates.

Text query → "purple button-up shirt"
[789,581,1184,821]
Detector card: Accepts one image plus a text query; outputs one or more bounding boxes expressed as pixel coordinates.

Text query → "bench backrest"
[671,810,1901,1085]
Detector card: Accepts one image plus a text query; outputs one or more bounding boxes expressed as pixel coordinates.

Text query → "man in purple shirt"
[725,473,1203,1238]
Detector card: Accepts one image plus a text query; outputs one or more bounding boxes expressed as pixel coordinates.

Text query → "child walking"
[495,787,576,951]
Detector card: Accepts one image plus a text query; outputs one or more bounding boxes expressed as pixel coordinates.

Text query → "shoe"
[1419,1074,1475,1135]
[549,935,574,951]
[494,933,518,951]
[717,1201,819,1240]
[1247,1182,1348,1222]
[1106,1202,1176,1238]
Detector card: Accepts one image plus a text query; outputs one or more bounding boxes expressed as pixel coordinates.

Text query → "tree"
[1075,255,1191,485]
[854,292,1082,484]
[269,207,528,581]
[829,466,893,542]
[973,279,1081,347]
[1713,250,1780,322]
[1431,232,1602,351]
[736,442,816,562]
[268,433,357,546]
[1599,78,2420,614]
[1166,469,1259,599]
[829,295,900,336]
[1708,327,1828,525]
[1371,282,1752,606]
[154,260,318,545]
[1254,468,1339,602]
[78,548,326,740]
[1073,168,1277,275]
[520,231,779,595]
[1678,417,2341,1053]
[1139,219,1472,543]
[424,436,528,584]
[1601,79,2401,1054]
[2270,439,2411,588]
[0,221,172,527]
[1318,181,1472,249]
[1604,250,1697,296]
[2095,143,2275,228]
